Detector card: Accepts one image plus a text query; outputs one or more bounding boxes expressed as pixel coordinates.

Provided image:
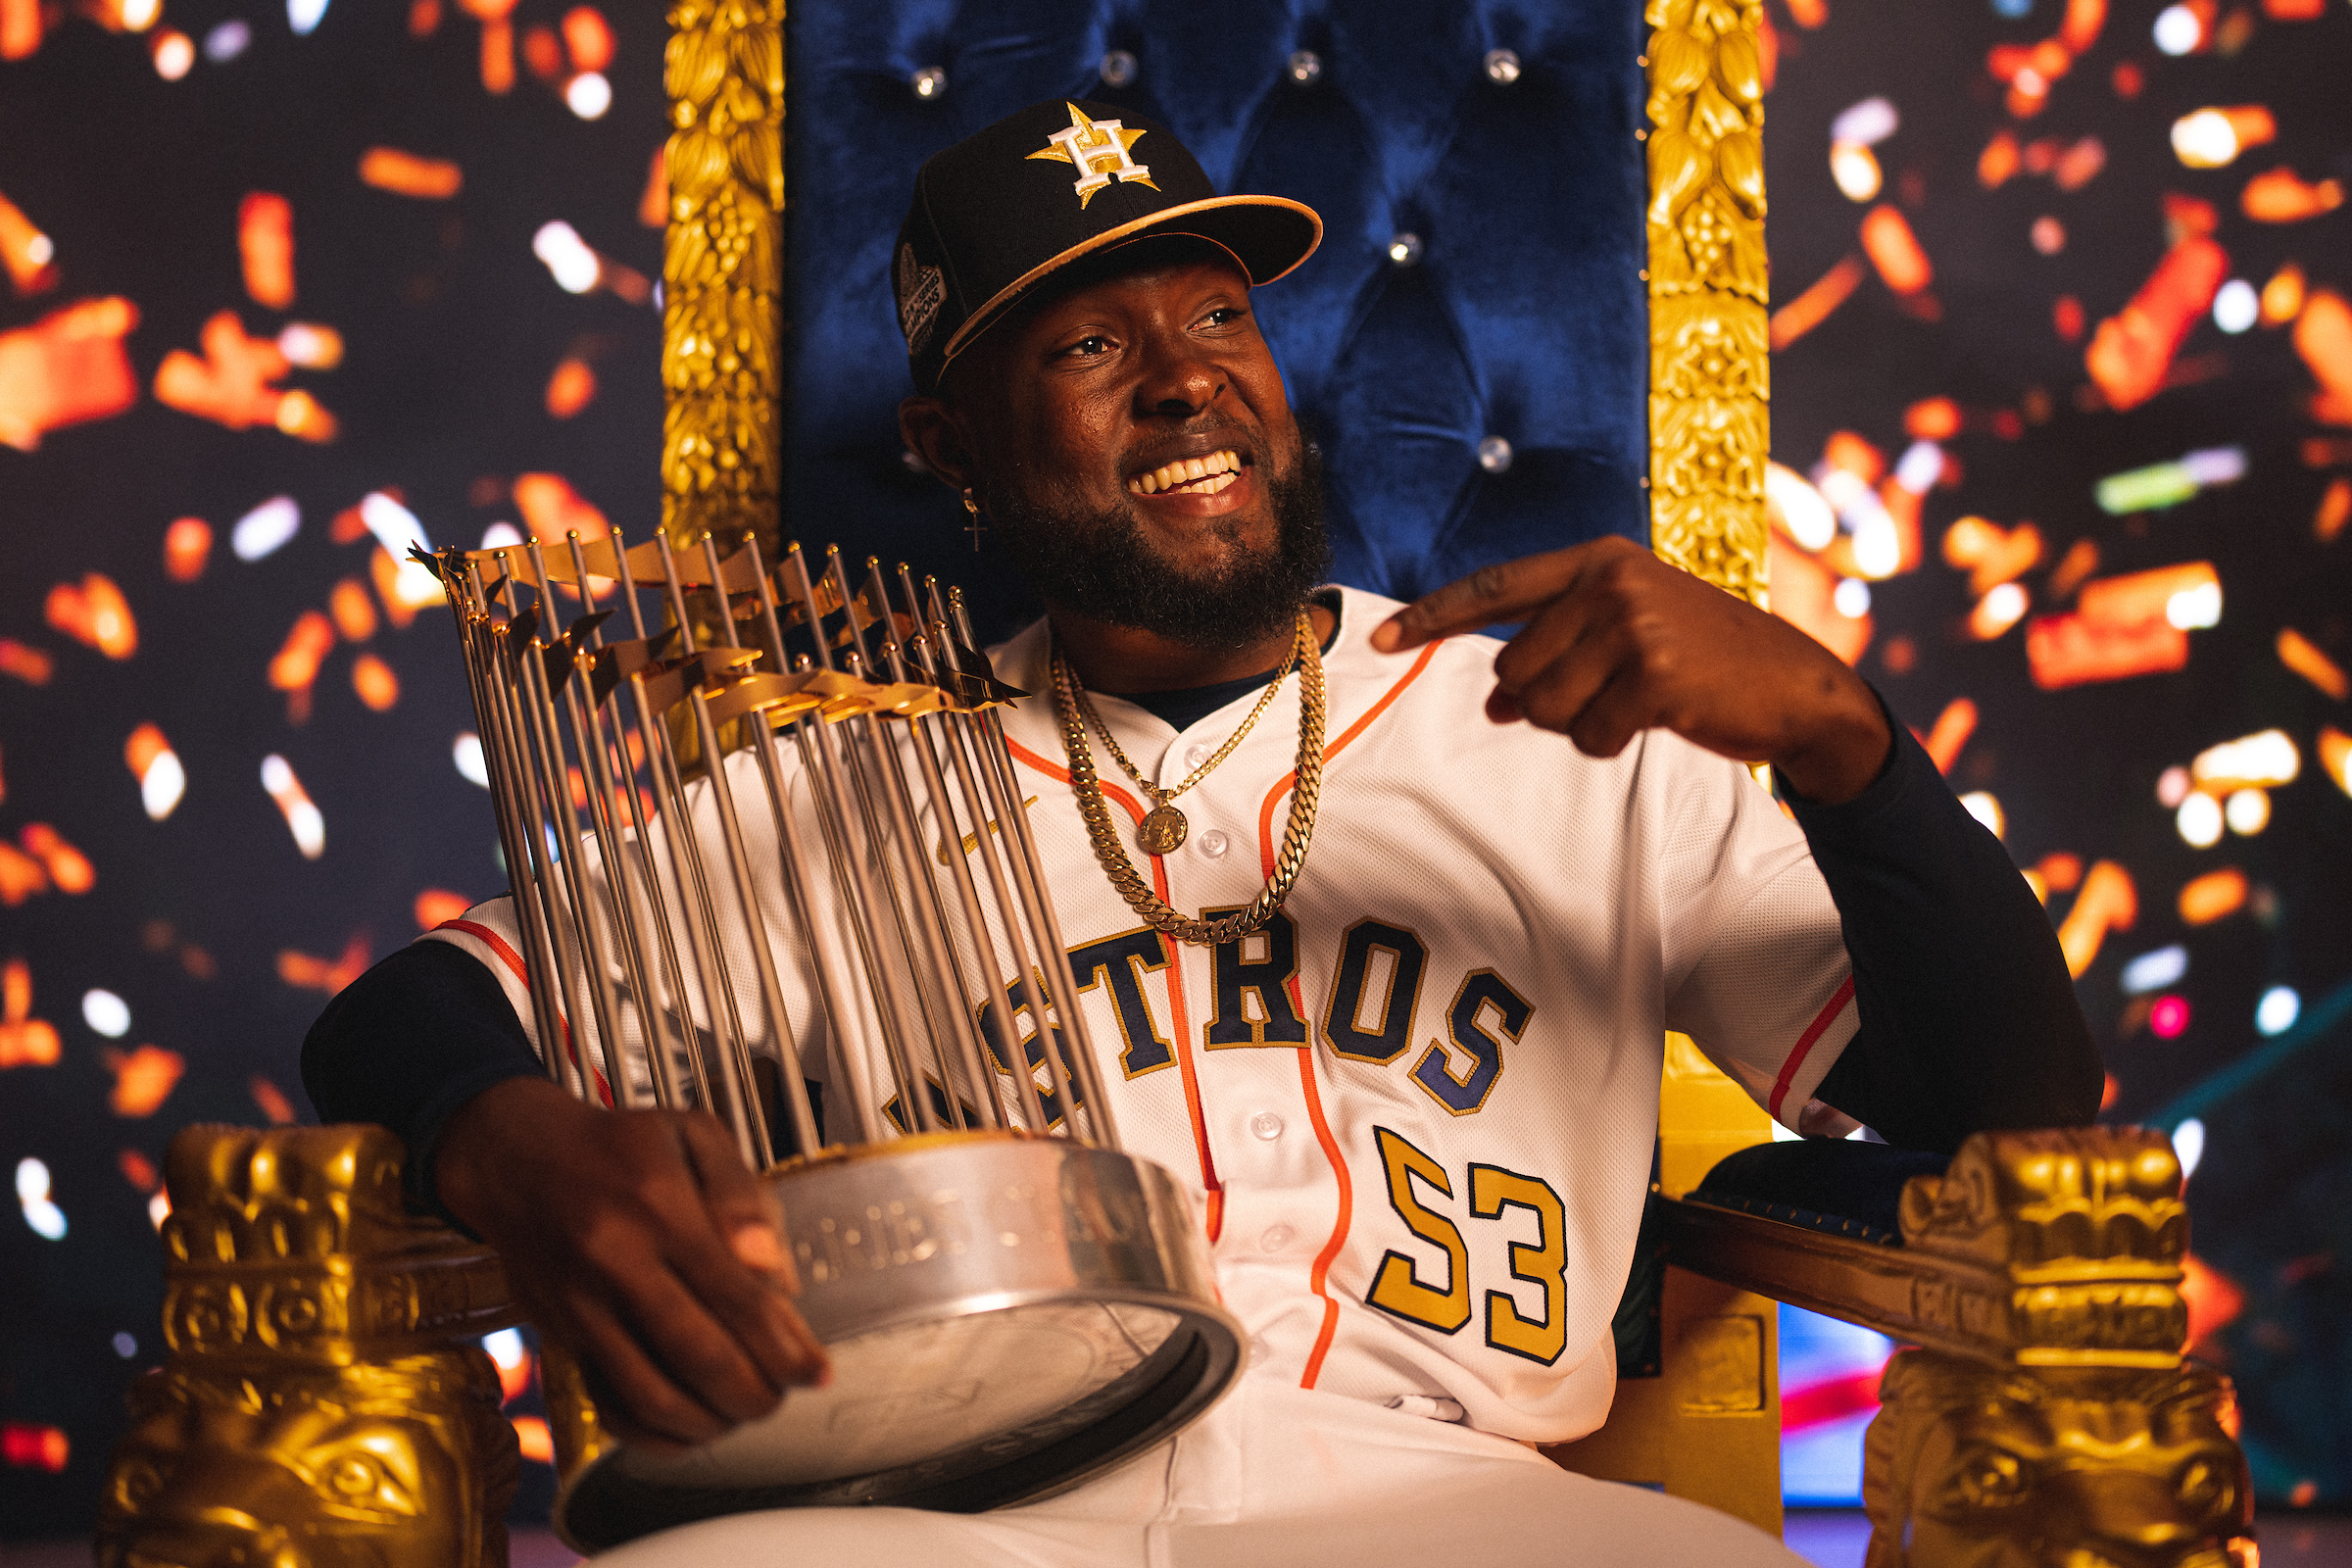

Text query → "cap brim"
[938,195,1322,373]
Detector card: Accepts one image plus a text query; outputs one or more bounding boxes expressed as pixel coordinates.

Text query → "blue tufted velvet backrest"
[786,0,1647,639]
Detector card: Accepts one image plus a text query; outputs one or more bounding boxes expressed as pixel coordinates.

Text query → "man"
[306,99,2098,1563]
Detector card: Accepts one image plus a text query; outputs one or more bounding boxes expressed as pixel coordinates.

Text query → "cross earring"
[961,488,986,551]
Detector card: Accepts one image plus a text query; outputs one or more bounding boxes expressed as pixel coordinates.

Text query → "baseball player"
[305,100,2098,1564]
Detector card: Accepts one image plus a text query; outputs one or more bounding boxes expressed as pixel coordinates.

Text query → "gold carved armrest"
[98,1124,525,1568]
[1662,1126,2253,1568]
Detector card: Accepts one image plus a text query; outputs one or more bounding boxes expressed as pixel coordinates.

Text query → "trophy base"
[554,1133,1242,1552]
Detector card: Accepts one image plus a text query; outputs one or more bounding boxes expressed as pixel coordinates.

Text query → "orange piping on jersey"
[435,920,612,1107]
[1254,637,1445,1390]
[1769,973,1856,1123]
[1006,738,1220,1231]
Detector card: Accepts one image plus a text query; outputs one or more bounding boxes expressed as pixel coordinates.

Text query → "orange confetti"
[1766,531,1870,667]
[512,472,612,542]
[118,1150,159,1193]
[277,934,370,996]
[358,147,465,200]
[238,192,295,310]
[329,578,379,641]
[250,1075,298,1125]
[2320,727,2352,798]
[1978,131,2020,189]
[1768,254,1865,349]
[2057,860,2136,978]
[408,0,440,35]
[2085,237,2227,412]
[123,722,170,779]
[102,1044,184,1117]
[2164,193,2221,243]
[1942,516,2044,595]
[1,1424,70,1473]
[2243,168,2344,224]
[1904,396,1961,440]
[352,653,401,710]
[22,824,93,894]
[2178,867,2249,926]
[2262,0,2324,15]
[1784,0,1826,25]
[512,1416,555,1465]
[45,573,137,659]
[562,6,611,72]
[0,296,139,451]
[415,888,473,929]
[163,516,213,581]
[330,501,372,544]
[0,844,46,906]
[2292,289,2352,424]
[2026,613,2187,691]
[2057,0,2105,54]
[2180,1254,2245,1354]
[0,956,61,1066]
[2317,476,2350,542]
[2053,295,2085,343]
[0,639,54,686]
[269,611,336,696]
[1859,205,1932,295]
[2053,137,2105,192]
[2264,263,2308,326]
[545,357,596,418]
[458,0,517,93]
[639,145,668,227]
[0,0,43,61]
[2277,628,2348,700]
[1919,699,1978,775]
[1822,430,1885,486]
[521,23,563,81]
[2037,852,2083,894]
[2111,60,2142,98]
[153,310,329,438]
[0,188,58,296]
[2047,537,2100,599]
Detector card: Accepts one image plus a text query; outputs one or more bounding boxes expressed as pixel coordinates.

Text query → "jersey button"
[1249,1111,1284,1140]
[1258,1224,1295,1252]
[1197,828,1229,858]
[1184,743,1212,770]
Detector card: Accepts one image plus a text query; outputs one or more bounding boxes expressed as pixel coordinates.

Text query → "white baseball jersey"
[427,584,1858,1446]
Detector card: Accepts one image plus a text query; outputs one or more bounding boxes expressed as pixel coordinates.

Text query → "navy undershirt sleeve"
[1790,693,2103,1152]
[300,939,546,1219]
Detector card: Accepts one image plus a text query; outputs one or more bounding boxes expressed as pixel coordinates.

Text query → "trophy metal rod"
[480,565,604,1102]
[608,534,738,1124]
[825,552,993,1134]
[943,584,1114,1147]
[863,604,1002,1126]
[454,568,574,1092]
[836,650,975,1132]
[517,538,637,1110]
[738,537,900,1145]
[924,679,1056,1136]
[657,532,803,1163]
[562,530,688,1111]
[777,543,939,1135]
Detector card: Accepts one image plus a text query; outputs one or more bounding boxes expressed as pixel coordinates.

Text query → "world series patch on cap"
[893,98,1323,393]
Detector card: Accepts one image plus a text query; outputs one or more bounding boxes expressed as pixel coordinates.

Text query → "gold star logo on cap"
[1025,102,1157,210]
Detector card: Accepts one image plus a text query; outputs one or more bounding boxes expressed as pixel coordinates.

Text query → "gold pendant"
[1137,804,1188,856]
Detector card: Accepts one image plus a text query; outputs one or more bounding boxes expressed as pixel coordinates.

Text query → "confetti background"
[1,0,2349,1538]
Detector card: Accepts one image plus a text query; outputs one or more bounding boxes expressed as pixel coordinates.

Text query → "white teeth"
[1127,449,1241,496]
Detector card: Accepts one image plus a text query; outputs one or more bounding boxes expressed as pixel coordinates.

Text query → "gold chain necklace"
[1070,618,1304,855]
[1052,611,1325,946]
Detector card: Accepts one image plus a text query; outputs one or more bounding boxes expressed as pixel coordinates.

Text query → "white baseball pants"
[592,1374,1807,1566]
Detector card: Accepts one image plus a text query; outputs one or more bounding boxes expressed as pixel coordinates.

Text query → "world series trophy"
[421,528,1242,1552]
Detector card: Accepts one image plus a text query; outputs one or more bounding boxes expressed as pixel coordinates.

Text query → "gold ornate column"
[1644,0,1770,607]
[97,1126,523,1568]
[662,0,785,554]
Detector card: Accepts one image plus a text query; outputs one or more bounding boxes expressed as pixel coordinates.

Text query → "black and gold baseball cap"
[892,98,1322,394]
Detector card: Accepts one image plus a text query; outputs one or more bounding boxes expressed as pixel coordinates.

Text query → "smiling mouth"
[1128,449,1242,497]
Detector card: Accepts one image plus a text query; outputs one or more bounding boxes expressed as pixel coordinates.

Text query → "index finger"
[1369,547,1598,652]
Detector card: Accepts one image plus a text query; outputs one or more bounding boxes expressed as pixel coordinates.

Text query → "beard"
[983,442,1331,653]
